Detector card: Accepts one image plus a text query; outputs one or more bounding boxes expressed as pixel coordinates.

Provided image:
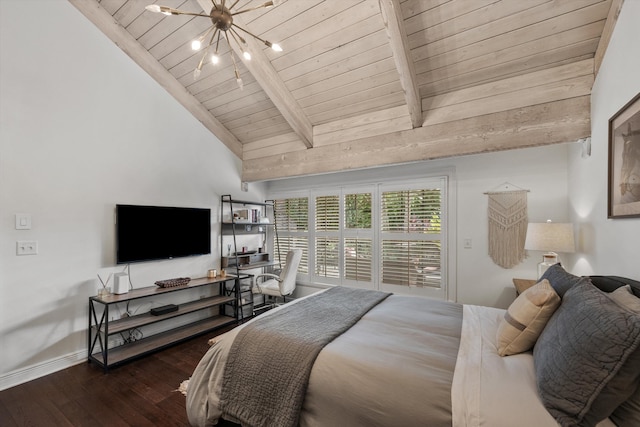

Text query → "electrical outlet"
[16,240,38,255]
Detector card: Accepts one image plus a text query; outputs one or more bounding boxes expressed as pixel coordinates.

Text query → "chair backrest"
[278,249,302,296]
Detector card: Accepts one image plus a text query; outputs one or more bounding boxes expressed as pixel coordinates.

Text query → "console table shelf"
[88,275,238,371]
[92,316,234,366]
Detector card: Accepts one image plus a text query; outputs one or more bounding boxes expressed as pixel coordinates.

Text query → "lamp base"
[537,252,558,278]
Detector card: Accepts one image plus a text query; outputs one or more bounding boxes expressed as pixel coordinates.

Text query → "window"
[273,197,308,274]
[380,188,442,289]
[270,176,448,298]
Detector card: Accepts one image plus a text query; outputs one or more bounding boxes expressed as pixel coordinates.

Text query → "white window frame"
[268,170,456,301]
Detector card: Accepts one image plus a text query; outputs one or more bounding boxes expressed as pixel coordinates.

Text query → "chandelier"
[145,1,283,90]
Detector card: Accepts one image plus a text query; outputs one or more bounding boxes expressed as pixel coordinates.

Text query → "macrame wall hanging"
[485,183,529,269]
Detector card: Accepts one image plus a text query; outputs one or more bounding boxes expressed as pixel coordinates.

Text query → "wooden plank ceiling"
[70,0,622,181]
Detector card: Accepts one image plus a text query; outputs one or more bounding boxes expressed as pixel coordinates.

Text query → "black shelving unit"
[220,195,280,317]
[88,275,238,371]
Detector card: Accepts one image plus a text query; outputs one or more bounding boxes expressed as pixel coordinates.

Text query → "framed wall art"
[608,93,640,218]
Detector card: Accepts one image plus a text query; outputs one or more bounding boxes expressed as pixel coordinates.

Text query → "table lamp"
[524,220,575,278]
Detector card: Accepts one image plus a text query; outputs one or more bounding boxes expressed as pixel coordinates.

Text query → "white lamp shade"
[524,222,575,253]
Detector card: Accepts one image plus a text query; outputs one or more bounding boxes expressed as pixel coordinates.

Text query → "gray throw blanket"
[218,286,391,427]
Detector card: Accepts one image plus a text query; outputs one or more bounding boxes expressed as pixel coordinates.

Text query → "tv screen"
[116,204,211,264]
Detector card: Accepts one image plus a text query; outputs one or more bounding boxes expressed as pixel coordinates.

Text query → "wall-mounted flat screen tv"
[116,204,211,264]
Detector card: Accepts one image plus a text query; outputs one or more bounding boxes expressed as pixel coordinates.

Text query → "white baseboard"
[0,350,86,391]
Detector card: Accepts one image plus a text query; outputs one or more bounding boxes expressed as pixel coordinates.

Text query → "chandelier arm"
[196,46,209,72]
[233,2,274,16]
[214,30,222,54]
[197,25,216,44]
[228,0,241,10]
[173,11,211,17]
[226,35,243,84]
[150,6,211,18]
[229,27,247,45]
[208,27,219,47]
[228,29,246,50]
[231,23,269,45]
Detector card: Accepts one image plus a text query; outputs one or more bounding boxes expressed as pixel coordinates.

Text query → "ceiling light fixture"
[145,1,283,90]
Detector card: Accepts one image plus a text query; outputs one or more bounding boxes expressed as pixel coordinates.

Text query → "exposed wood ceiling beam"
[195,0,314,149]
[67,0,243,158]
[378,0,422,128]
[242,96,591,182]
[594,0,625,77]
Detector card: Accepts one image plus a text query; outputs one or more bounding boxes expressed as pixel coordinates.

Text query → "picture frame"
[608,92,640,218]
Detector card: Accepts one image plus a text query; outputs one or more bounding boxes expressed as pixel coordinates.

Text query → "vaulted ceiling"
[70,0,623,181]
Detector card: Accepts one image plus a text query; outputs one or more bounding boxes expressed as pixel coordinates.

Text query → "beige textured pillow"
[608,285,640,312]
[497,279,561,356]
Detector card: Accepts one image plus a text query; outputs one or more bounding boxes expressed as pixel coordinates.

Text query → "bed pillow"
[608,284,640,311]
[533,279,640,426]
[496,279,560,356]
[609,285,640,427]
[538,263,583,297]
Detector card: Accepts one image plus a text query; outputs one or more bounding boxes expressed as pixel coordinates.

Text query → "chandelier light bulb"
[236,78,244,90]
[243,51,252,60]
[145,5,161,13]
[211,54,219,64]
[193,68,202,80]
[271,43,282,52]
[191,40,201,50]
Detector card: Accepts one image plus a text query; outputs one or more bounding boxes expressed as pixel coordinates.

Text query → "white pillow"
[497,279,561,356]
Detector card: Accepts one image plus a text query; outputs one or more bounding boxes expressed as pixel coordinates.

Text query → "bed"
[185,265,640,427]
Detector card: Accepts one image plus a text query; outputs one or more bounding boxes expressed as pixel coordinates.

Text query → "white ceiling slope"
[69,0,624,181]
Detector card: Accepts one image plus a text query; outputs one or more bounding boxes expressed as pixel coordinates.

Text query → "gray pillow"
[538,263,583,297]
[609,285,640,427]
[533,279,640,426]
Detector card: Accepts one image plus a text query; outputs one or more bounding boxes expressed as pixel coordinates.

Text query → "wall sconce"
[578,137,591,158]
[524,220,575,278]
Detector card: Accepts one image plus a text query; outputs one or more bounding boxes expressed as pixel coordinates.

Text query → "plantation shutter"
[343,193,373,284]
[315,195,340,278]
[273,197,308,274]
[381,188,442,288]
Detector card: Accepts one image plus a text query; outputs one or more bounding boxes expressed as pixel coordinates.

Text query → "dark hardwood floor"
[0,326,236,427]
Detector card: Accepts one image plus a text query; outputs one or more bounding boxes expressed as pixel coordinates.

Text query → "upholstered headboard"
[588,276,640,298]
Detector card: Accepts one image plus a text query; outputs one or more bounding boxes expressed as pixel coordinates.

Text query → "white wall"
[0,0,265,389]
[266,143,573,309]
[567,0,640,278]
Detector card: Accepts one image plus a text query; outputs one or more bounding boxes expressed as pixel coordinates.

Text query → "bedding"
[219,287,390,427]
[186,273,640,427]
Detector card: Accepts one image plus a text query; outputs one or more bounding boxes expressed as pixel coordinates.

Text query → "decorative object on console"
[145,1,284,88]
[524,220,575,278]
[608,92,640,218]
[154,277,191,288]
[113,272,129,294]
[484,182,529,269]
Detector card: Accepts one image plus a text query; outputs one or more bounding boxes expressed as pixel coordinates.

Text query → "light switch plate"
[15,214,32,230]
